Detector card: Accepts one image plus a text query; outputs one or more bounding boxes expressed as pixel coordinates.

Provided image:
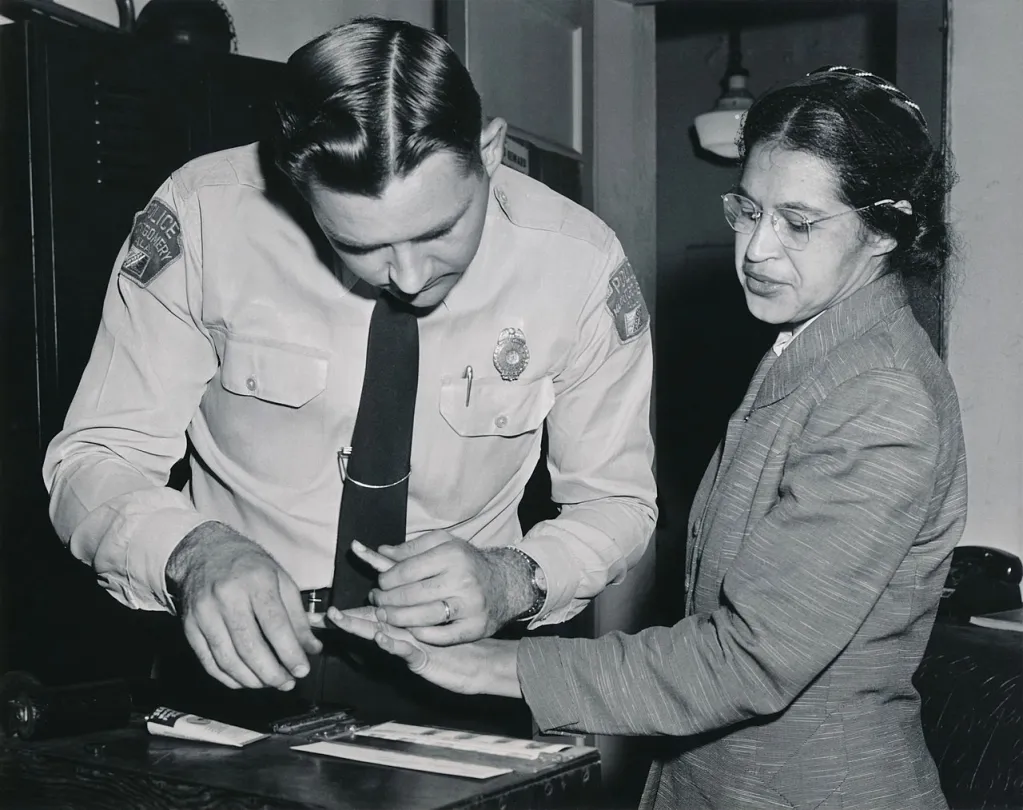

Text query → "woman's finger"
[325,607,381,640]
[374,631,429,672]
[326,608,430,671]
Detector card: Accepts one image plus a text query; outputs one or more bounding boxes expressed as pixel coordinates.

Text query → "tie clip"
[338,448,411,489]
[337,447,352,481]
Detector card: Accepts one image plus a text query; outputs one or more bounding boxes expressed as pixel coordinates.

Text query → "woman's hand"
[326,606,522,698]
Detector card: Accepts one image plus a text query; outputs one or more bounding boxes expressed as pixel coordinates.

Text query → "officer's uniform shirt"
[43,144,657,626]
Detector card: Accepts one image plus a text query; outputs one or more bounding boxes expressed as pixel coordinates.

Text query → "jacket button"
[245,376,257,392]
[494,414,508,429]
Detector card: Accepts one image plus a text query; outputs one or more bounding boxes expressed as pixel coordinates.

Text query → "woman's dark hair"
[272,17,484,197]
[738,66,957,289]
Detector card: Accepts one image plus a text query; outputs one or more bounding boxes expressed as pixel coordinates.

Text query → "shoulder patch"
[606,259,650,342]
[120,198,182,287]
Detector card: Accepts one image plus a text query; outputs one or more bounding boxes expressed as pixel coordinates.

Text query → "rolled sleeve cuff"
[73,487,209,613]
[518,637,585,734]
[516,533,579,625]
[126,506,209,612]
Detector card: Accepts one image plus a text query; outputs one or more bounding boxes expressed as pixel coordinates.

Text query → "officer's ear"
[479,118,507,179]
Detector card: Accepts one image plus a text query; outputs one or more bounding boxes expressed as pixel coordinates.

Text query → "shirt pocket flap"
[221,338,328,408]
[440,376,554,438]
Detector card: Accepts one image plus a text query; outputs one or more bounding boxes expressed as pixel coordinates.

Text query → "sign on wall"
[502,137,530,175]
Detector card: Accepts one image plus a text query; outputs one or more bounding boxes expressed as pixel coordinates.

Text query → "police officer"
[43,17,655,719]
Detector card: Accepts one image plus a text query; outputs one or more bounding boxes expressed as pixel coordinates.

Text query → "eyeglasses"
[721,192,895,251]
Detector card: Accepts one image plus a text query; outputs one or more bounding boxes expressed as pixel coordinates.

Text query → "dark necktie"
[330,294,419,611]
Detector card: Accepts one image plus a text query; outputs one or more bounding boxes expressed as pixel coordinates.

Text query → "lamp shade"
[694,69,754,161]
[694,109,746,159]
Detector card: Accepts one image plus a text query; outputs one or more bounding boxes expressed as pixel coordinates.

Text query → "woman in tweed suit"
[331,67,966,810]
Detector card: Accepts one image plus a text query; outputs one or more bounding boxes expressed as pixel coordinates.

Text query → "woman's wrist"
[479,638,522,698]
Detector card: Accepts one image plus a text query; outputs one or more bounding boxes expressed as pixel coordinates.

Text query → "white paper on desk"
[355,721,571,760]
[292,741,513,780]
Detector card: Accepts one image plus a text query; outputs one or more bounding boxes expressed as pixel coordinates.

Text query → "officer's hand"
[166,521,322,690]
[359,532,515,645]
[325,607,522,698]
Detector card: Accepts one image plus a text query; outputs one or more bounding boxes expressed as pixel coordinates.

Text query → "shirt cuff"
[516,533,579,623]
[97,489,209,612]
[129,507,209,612]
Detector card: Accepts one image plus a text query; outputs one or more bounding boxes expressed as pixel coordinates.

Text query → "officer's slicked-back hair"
[273,17,484,197]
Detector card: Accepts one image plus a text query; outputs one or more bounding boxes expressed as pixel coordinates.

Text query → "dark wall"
[1,18,284,685]
[653,1,901,619]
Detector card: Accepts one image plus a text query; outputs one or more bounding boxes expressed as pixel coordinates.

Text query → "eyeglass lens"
[722,194,812,251]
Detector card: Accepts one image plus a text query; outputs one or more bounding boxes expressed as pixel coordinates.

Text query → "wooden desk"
[1,725,600,810]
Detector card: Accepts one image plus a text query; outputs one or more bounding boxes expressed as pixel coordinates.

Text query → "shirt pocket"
[429,376,554,521]
[204,335,330,488]
[221,337,328,407]
[439,376,554,437]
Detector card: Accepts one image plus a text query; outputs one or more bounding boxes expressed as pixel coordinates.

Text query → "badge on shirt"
[493,327,530,381]
[606,259,650,343]
[120,198,183,287]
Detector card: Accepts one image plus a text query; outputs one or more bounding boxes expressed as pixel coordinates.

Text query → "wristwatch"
[504,546,547,620]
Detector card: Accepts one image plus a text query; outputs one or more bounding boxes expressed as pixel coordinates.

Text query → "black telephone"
[937,545,1023,621]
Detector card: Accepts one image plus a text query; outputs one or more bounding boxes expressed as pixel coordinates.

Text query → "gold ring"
[441,599,452,624]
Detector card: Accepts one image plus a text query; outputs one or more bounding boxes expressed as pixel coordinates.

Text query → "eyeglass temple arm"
[811,198,897,226]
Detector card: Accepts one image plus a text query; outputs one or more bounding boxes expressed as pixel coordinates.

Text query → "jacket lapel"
[753,274,910,411]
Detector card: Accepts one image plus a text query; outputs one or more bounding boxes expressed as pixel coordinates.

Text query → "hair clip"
[809,66,926,129]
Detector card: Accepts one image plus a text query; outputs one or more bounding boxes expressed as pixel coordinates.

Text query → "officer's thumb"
[378,531,452,561]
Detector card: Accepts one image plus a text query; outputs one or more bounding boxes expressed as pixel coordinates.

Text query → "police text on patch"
[605,259,650,343]
[120,198,183,287]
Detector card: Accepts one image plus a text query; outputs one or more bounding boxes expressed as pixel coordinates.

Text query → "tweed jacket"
[519,275,967,809]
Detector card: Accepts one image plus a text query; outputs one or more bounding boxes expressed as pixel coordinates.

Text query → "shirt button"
[245,376,257,392]
[495,188,508,204]
[494,414,508,429]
